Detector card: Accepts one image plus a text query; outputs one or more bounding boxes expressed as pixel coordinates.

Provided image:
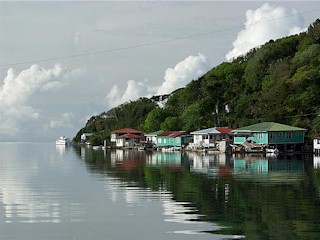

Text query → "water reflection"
[0,143,85,224]
[313,155,320,169]
[3,143,315,239]
[188,152,230,177]
[75,147,320,239]
[146,151,182,166]
[55,144,66,155]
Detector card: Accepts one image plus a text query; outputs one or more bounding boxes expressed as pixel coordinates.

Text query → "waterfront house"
[145,130,164,148]
[156,131,191,149]
[231,122,306,152]
[110,128,144,148]
[189,127,233,150]
[313,137,320,155]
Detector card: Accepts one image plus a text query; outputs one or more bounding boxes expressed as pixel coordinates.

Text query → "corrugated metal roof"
[190,127,232,135]
[111,128,143,134]
[119,133,141,139]
[232,122,306,132]
[159,131,185,137]
[216,127,233,134]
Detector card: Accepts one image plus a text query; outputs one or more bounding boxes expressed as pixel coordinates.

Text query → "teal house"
[231,122,306,146]
[156,131,190,148]
[145,130,164,144]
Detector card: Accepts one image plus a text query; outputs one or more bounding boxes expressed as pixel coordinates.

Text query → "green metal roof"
[232,122,306,132]
[145,130,164,136]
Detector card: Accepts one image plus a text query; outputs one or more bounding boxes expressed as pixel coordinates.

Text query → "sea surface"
[0,142,319,240]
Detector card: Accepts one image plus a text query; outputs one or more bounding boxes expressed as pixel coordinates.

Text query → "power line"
[1,7,319,68]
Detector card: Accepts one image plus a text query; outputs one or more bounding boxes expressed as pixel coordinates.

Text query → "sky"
[0,1,320,142]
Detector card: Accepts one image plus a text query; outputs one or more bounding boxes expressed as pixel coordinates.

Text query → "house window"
[317,139,320,144]
[286,132,292,139]
[270,132,275,139]
[296,131,301,136]
[158,138,161,143]
[257,133,263,139]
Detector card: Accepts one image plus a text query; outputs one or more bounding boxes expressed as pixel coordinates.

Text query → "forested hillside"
[75,20,320,144]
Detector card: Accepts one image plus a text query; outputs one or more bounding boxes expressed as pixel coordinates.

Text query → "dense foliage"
[74,98,157,144]
[75,20,320,144]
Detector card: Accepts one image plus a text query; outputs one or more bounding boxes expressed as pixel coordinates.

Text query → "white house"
[116,133,141,148]
[313,137,320,155]
[110,128,144,148]
[189,127,232,151]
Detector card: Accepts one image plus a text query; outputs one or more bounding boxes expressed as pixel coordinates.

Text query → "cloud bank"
[106,53,209,108]
[49,112,75,129]
[0,64,82,135]
[226,3,305,60]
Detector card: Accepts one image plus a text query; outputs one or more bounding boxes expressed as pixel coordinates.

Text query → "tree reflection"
[73,147,320,239]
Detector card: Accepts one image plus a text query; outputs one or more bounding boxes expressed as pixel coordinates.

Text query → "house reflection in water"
[110,150,145,170]
[146,152,182,167]
[313,155,320,169]
[189,153,231,177]
[233,159,268,173]
[232,155,305,174]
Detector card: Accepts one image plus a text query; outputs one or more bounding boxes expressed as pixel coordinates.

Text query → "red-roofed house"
[111,128,144,148]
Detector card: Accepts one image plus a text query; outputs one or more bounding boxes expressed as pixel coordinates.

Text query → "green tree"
[143,108,169,133]
[160,117,182,131]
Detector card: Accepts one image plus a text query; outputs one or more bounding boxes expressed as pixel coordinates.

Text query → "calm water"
[0,143,319,239]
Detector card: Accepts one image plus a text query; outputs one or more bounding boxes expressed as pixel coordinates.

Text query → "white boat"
[55,136,72,145]
[265,147,279,154]
[92,145,102,150]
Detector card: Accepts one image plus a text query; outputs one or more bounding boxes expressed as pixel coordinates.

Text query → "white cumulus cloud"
[0,64,83,135]
[156,53,209,95]
[226,3,306,61]
[106,79,151,109]
[105,53,210,109]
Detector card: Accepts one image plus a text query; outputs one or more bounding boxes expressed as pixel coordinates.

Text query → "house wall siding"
[250,132,268,144]
[234,136,247,144]
[268,131,305,144]
[156,137,183,147]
